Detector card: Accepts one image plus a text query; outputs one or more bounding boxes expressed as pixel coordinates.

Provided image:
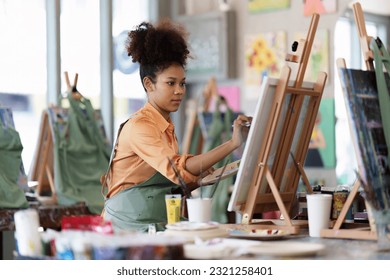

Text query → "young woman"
[103,19,251,232]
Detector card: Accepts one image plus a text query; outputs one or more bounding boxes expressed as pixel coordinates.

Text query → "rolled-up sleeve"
[129,118,199,185]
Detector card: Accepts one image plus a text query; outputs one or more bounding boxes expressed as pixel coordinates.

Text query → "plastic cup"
[306,193,332,237]
[186,198,213,223]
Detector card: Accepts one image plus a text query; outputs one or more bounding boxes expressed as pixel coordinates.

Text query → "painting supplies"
[209,159,230,199]
[165,194,182,224]
[167,157,192,198]
[231,121,251,128]
[14,209,43,257]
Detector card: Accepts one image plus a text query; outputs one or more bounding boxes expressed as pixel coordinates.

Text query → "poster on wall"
[248,0,290,13]
[244,31,287,86]
[304,98,335,168]
[216,86,240,113]
[303,0,337,16]
[294,29,329,84]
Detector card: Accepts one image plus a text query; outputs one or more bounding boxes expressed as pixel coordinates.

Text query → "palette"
[228,229,290,241]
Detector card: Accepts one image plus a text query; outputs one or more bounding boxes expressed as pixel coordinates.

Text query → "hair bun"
[126,18,190,68]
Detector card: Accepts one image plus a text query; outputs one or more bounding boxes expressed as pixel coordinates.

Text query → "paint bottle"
[165,194,182,224]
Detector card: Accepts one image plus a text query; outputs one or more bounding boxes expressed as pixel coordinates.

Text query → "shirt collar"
[144,102,173,133]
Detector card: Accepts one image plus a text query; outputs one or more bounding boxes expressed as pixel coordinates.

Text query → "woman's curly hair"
[126,18,191,88]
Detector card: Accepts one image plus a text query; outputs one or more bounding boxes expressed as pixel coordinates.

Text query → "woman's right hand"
[231,114,252,148]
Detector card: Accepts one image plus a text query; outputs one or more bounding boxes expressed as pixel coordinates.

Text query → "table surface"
[245,233,390,260]
[198,223,390,260]
[2,208,389,260]
[0,202,90,231]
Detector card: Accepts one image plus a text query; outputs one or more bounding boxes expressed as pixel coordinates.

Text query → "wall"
[171,0,353,187]
[174,0,351,102]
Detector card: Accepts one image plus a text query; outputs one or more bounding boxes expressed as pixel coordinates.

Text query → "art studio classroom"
[0,0,390,278]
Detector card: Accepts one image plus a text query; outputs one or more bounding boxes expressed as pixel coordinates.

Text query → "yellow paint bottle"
[165,194,181,224]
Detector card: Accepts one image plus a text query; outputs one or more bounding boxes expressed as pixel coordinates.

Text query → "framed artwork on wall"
[244,31,287,86]
[304,98,336,168]
[294,29,329,84]
[303,0,337,16]
[178,10,236,82]
[248,0,290,13]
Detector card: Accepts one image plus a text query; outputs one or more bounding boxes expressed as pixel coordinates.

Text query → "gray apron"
[102,117,183,232]
[104,172,181,232]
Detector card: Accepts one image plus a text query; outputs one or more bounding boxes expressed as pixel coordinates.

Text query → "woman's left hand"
[200,167,215,178]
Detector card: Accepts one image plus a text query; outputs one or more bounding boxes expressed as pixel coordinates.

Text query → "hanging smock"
[370,37,390,208]
[201,98,234,223]
[52,95,111,214]
[370,37,390,166]
[0,109,28,208]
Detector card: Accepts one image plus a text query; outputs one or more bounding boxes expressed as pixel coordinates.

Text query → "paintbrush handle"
[209,159,230,199]
[168,157,192,198]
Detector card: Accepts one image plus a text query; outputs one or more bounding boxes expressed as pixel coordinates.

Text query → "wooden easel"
[321,64,377,240]
[320,2,380,241]
[181,99,200,154]
[29,72,80,203]
[29,109,56,201]
[225,14,327,234]
[352,2,374,71]
[181,76,219,155]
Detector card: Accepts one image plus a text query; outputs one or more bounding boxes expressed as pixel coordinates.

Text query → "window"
[0,0,47,174]
[60,0,100,102]
[112,0,149,130]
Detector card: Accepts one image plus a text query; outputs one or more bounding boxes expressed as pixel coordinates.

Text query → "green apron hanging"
[370,37,390,166]
[0,115,28,208]
[202,99,234,223]
[189,121,203,155]
[104,172,181,232]
[53,95,111,214]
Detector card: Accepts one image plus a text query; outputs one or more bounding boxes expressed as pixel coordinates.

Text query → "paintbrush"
[167,157,192,198]
[209,159,230,199]
[231,121,251,128]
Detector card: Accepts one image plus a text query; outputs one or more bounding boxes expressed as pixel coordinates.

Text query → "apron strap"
[101,119,129,199]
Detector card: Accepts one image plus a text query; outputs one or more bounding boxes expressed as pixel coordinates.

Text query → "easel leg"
[265,167,293,226]
[333,179,360,230]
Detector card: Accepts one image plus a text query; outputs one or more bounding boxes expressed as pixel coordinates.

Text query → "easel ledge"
[220,220,308,235]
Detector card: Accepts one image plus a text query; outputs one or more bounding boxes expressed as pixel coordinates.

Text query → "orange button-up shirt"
[106,102,199,198]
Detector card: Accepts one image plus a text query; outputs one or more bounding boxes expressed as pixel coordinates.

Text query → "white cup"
[306,193,332,237]
[186,198,213,223]
[14,209,43,256]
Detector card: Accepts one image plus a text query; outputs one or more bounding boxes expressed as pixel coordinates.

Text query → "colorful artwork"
[244,31,286,86]
[294,29,329,83]
[303,0,337,16]
[248,0,290,13]
[304,98,335,168]
[207,86,240,113]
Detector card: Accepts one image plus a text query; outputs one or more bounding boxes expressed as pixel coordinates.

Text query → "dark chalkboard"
[338,68,390,209]
[177,10,236,82]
